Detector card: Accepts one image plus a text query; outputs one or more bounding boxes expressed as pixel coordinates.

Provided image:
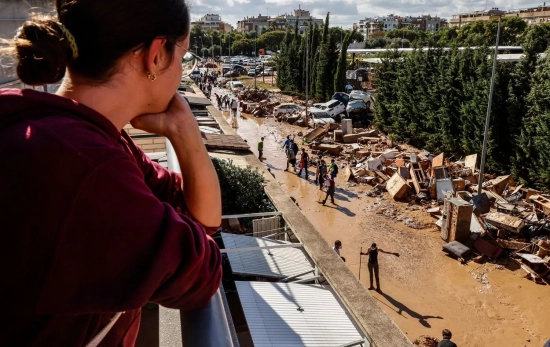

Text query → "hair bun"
[14,15,71,86]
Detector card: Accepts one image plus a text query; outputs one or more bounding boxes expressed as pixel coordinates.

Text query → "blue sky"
[188,0,546,28]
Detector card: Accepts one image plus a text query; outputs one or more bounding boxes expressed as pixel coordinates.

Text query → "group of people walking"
[281,135,339,205]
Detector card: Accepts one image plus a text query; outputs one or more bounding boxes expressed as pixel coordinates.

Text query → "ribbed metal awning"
[221,233,314,279]
[235,282,367,347]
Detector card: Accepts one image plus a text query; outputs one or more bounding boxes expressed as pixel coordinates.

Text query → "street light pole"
[254,30,257,89]
[477,9,505,195]
[300,24,309,126]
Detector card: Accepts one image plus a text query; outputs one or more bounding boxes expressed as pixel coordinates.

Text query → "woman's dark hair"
[7,0,190,85]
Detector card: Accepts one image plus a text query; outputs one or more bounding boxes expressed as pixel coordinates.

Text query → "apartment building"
[450,5,550,27]
[191,14,233,32]
[237,7,323,33]
[355,14,447,40]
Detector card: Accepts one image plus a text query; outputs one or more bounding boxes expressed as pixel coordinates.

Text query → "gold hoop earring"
[147,72,157,81]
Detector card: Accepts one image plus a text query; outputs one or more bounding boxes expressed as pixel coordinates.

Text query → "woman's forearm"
[167,128,221,228]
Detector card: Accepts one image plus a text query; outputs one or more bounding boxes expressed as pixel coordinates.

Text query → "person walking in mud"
[360,243,399,292]
[316,160,327,190]
[329,158,339,179]
[231,98,238,117]
[223,95,230,110]
[258,137,264,161]
[282,135,291,150]
[322,174,335,205]
[286,142,297,172]
[297,148,309,179]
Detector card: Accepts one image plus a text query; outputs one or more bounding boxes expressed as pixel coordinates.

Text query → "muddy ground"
[209,86,550,347]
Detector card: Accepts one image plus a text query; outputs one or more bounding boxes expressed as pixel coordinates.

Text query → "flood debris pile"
[236,88,280,118]
[301,124,550,284]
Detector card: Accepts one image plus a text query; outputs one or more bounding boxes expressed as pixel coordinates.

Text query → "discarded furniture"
[441,198,473,243]
[386,173,410,199]
[442,241,471,259]
[483,212,525,234]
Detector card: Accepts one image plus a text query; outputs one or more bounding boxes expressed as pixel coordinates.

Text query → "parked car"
[233,65,246,73]
[349,90,373,109]
[273,103,303,115]
[204,62,217,68]
[247,68,257,76]
[309,100,347,120]
[224,70,241,77]
[224,65,246,77]
[307,109,336,127]
[332,92,350,106]
[189,70,201,80]
[228,81,244,92]
[346,99,367,115]
[261,69,274,76]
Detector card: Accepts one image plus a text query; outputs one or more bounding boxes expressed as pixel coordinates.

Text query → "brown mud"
[210,87,550,347]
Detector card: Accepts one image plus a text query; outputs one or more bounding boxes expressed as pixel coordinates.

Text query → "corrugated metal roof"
[235,282,366,347]
[221,233,314,279]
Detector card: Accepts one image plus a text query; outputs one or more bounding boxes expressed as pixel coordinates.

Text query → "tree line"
[373,24,550,190]
[190,22,362,59]
[276,13,359,101]
[364,16,550,50]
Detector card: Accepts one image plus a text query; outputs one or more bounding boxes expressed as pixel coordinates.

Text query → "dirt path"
[210,88,550,347]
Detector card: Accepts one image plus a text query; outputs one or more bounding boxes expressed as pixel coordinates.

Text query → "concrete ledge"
[203,92,412,347]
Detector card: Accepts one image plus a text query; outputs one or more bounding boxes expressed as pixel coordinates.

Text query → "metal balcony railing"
[159,139,236,347]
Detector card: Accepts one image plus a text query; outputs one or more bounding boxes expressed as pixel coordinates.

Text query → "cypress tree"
[276,27,293,91]
[519,52,550,189]
[315,13,332,101]
[334,29,355,92]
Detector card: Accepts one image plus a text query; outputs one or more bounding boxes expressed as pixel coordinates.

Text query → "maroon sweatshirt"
[0,89,222,346]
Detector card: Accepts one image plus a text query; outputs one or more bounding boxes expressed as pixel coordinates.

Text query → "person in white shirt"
[333,240,345,262]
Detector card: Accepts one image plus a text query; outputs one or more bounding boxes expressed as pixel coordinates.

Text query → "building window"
[384,24,387,28]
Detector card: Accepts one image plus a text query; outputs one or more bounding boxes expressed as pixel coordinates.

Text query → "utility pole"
[254,29,257,89]
[478,9,505,195]
[300,24,310,126]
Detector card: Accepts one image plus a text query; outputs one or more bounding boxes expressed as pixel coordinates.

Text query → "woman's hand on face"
[131,93,199,138]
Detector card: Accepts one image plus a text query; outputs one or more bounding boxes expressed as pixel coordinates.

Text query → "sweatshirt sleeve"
[122,132,186,212]
[37,156,222,314]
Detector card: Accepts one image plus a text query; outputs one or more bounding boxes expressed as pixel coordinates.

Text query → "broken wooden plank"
[489,175,514,196]
[484,212,525,233]
[304,124,329,142]
[375,170,390,182]
[496,239,531,250]
[464,153,477,170]
[343,131,380,144]
[432,152,444,167]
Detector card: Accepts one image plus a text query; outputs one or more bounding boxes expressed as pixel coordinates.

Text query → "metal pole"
[358,247,362,280]
[254,30,257,89]
[305,26,309,127]
[477,15,501,196]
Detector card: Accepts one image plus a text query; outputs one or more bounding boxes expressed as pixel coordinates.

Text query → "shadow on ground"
[375,292,443,328]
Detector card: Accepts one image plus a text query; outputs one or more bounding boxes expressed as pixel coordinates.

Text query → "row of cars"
[273,90,374,126]
[222,64,275,78]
